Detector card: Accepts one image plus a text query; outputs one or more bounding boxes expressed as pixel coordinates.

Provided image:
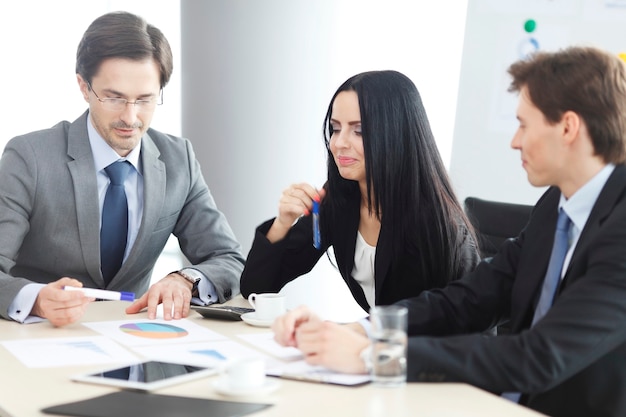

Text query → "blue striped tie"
[100,161,132,285]
[502,208,571,403]
[531,208,571,326]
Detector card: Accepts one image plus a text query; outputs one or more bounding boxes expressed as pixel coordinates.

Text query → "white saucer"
[212,377,280,397]
[241,312,273,327]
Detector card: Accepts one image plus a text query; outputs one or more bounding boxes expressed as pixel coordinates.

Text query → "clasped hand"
[272,305,371,374]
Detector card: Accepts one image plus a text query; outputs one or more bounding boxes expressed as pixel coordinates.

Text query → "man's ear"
[76,74,89,102]
[561,110,581,145]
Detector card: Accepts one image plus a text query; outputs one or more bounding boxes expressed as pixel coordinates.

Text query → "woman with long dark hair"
[240,70,479,312]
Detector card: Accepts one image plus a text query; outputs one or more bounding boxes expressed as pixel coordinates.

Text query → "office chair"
[464,197,534,335]
[464,196,533,258]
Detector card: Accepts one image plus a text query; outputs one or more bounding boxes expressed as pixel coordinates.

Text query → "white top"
[352,231,377,308]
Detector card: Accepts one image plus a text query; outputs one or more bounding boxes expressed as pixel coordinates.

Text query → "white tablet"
[71,360,217,391]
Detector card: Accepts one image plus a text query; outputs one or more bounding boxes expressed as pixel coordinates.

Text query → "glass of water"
[369,305,408,387]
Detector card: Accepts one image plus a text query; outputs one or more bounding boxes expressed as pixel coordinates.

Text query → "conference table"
[0,298,546,417]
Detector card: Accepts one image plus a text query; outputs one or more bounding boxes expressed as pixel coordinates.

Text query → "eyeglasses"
[87,82,163,113]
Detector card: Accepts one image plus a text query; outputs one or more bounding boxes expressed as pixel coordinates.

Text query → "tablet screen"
[72,360,215,391]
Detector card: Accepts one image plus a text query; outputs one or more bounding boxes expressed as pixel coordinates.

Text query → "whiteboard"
[449,0,626,206]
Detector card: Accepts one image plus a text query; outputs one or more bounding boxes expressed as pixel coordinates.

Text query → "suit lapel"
[510,188,560,330]
[374,222,392,297]
[337,197,359,279]
[66,112,104,285]
[558,165,626,291]
[115,131,165,279]
[336,195,391,310]
[334,196,371,309]
[511,166,626,329]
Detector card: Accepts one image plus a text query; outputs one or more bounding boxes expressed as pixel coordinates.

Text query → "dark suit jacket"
[396,165,626,417]
[0,111,245,317]
[240,195,479,312]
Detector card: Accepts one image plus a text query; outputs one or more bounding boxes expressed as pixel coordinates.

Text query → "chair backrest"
[464,197,533,258]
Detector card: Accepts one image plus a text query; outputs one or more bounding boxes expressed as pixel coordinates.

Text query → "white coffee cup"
[224,358,266,390]
[247,293,286,322]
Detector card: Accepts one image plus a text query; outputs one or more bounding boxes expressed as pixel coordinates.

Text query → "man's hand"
[295,318,370,374]
[125,273,192,320]
[272,305,319,347]
[272,305,370,374]
[31,278,93,327]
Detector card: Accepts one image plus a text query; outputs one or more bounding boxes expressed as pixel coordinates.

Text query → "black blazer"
[240,196,479,312]
[397,165,626,417]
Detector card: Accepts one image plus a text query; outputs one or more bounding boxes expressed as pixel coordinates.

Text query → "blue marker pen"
[312,199,321,249]
[64,286,135,301]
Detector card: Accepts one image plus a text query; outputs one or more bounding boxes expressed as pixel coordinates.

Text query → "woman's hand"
[266,183,325,243]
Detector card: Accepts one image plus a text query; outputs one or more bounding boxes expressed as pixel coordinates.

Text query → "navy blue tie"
[531,208,572,326]
[100,161,132,285]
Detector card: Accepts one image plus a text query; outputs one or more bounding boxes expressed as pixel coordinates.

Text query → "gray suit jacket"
[0,111,244,318]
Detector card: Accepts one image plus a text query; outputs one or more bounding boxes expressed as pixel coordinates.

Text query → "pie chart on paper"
[119,322,188,339]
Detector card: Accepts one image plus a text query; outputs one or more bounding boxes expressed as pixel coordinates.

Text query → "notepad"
[41,391,272,417]
[267,360,371,386]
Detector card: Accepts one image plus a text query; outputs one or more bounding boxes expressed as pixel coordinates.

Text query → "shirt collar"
[87,111,142,173]
[559,163,615,231]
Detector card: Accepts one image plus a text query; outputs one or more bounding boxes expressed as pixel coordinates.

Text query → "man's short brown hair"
[508,46,626,164]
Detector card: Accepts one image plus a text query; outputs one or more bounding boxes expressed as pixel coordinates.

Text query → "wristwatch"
[171,269,201,295]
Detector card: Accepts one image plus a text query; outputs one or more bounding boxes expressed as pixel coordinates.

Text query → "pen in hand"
[312,198,321,249]
[63,286,135,301]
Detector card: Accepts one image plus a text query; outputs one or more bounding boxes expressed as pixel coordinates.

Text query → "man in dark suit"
[0,11,244,327]
[272,46,626,417]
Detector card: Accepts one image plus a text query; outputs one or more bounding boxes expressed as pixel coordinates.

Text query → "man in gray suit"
[0,11,244,327]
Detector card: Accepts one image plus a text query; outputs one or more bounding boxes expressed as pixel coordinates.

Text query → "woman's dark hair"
[76,11,173,88]
[322,70,476,286]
